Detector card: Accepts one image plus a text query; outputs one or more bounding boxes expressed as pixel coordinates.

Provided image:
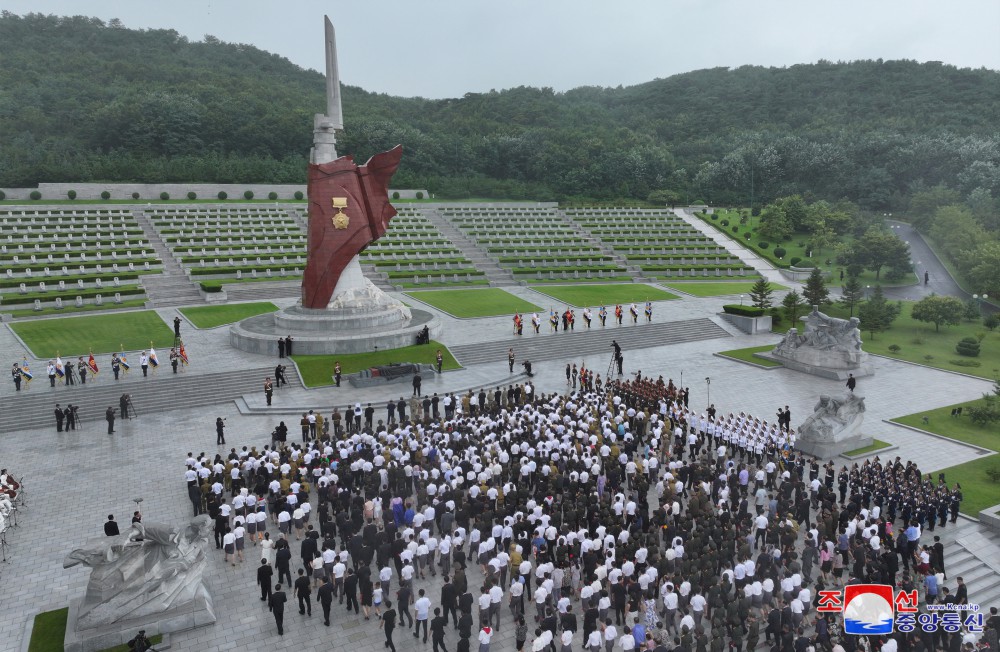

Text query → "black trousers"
[321,600,332,624]
[414,619,428,641]
[298,593,311,615]
[346,592,359,613]
[273,609,284,634]
[261,582,272,602]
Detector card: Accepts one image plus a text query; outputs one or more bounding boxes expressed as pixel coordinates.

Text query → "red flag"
[87,353,99,375]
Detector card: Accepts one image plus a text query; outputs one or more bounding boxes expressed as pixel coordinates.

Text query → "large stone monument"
[231,16,440,354]
[62,515,216,652]
[795,393,871,460]
[766,306,873,379]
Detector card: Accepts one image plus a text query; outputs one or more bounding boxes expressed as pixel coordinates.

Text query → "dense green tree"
[782,289,806,324]
[838,275,864,317]
[757,205,792,242]
[748,278,774,310]
[857,285,899,339]
[802,267,830,307]
[911,295,965,332]
[854,228,910,280]
[908,184,961,230]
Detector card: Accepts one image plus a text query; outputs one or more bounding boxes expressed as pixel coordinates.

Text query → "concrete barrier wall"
[0,184,428,201]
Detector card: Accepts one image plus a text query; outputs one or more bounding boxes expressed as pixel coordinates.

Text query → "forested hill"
[3,12,1000,208]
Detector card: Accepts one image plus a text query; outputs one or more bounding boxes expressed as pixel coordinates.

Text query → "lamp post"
[865,285,871,300]
[705,377,711,409]
[740,294,745,306]
[974,294,989,317]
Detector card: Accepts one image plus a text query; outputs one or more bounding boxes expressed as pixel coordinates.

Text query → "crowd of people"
[180,373,992,652]
[512,303,655,336]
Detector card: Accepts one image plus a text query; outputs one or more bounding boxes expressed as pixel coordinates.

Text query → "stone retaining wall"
[0,184,428,201]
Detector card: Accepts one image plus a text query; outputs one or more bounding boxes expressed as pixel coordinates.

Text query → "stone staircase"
[132,210,205,307]
[449,317,730,366]
[225,280,301,302]
[421,208,518,287]
[3,366,301,433]
[555,209,648,280]
[933,518,1000,610]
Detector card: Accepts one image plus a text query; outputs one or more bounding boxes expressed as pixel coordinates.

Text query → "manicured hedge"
[722,304,767,317]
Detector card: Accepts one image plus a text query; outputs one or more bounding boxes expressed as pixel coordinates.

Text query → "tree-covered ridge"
[2,12,999,209]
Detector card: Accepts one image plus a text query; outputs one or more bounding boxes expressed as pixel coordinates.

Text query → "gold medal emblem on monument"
[331,197,349,229]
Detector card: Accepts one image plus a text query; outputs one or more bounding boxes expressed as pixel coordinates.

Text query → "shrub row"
[722,304,767,317]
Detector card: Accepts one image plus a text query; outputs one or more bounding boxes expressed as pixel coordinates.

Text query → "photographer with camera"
[127,630,155,651]
[216,417,226,445]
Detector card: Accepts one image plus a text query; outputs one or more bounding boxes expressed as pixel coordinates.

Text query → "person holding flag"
[118,350,131,376]
[20,359,33,389]
[55,355,66,383]
[87,353,99,378]
[148,347,160,374]
[179,343,190,367]
[644,301,653,323]
[531,313,540,334]
[599,305,608,327]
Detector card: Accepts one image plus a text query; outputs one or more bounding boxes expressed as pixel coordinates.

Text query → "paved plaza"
[1,286,997,652]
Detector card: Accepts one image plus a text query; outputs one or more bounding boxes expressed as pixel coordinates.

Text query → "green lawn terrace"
[360,207,481,287]
[442,206,630,283]
[0,207,161,313]
[566,207,757,280]
[148,205,308,281]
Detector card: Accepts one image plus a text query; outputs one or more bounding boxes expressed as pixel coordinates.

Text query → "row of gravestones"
[29,294,125,310]
[3,237,143,249]
[5,249,148,262]
[5,227,134,237]
[16,277,123,293]
[233,268,294,279]
[175,236,305,246]
[198,257,302,267]
[7,263,149,278]
[187,245,294,256]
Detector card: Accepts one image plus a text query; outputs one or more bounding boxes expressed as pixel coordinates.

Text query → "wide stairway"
[3,366,301,433]
[450,317,730,366]
[421,208,518,286]
[133,210,205,307]
[933,517,1000,609]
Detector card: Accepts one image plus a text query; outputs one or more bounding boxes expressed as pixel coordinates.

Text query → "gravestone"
[39,281,46,292]
[58,280,66,290]
[114,293,122,304]
[113,277,120,287]
[55,297,63,309]
[77,279,85,288]
[76,296,84,308]
[95,294,103,305]
[19,283,27,294]
[33,299,41,311]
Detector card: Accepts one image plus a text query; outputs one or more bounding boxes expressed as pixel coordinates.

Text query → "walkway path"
[674,208,791,286]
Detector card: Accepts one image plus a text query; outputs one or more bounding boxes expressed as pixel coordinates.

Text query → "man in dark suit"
[173,315,182,338]
[344,567,360,614]
[431,607,448,652]
[64,360,76,385]
[65,405,76,431]
[78,357,88,384]
[284,335,293,356]
[106,406,115,434]
[294,569,312,616]
[276,544,293,586]
[104,515,120,536]
[55,404,64,432]
[258,559,274,602]
[317,577,334,626]
[441,576,458,626]
[278,338,285,358]
[268,583,287,635]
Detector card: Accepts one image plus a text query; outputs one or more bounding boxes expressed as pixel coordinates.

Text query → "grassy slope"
[291,340,459,388]
[180,302,279,328]
[11,310,174,357]
[404,288,541,318]
[528,284,678,307]
[665,281,788,297]
[892,398,1000,452]
[716,345,783,367]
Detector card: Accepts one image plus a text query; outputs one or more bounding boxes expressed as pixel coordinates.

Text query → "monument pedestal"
[757,352,872,380]
[796,434,873,460]
[230,279,441,355]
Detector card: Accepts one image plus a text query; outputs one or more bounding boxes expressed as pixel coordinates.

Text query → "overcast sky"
[8,0,1000,98]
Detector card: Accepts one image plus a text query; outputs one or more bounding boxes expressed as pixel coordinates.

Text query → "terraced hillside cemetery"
[567,207,756,281]
[360,207,481,288]
[0,208,161,316]
[149,205,308,285]
[440,206,630,284]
